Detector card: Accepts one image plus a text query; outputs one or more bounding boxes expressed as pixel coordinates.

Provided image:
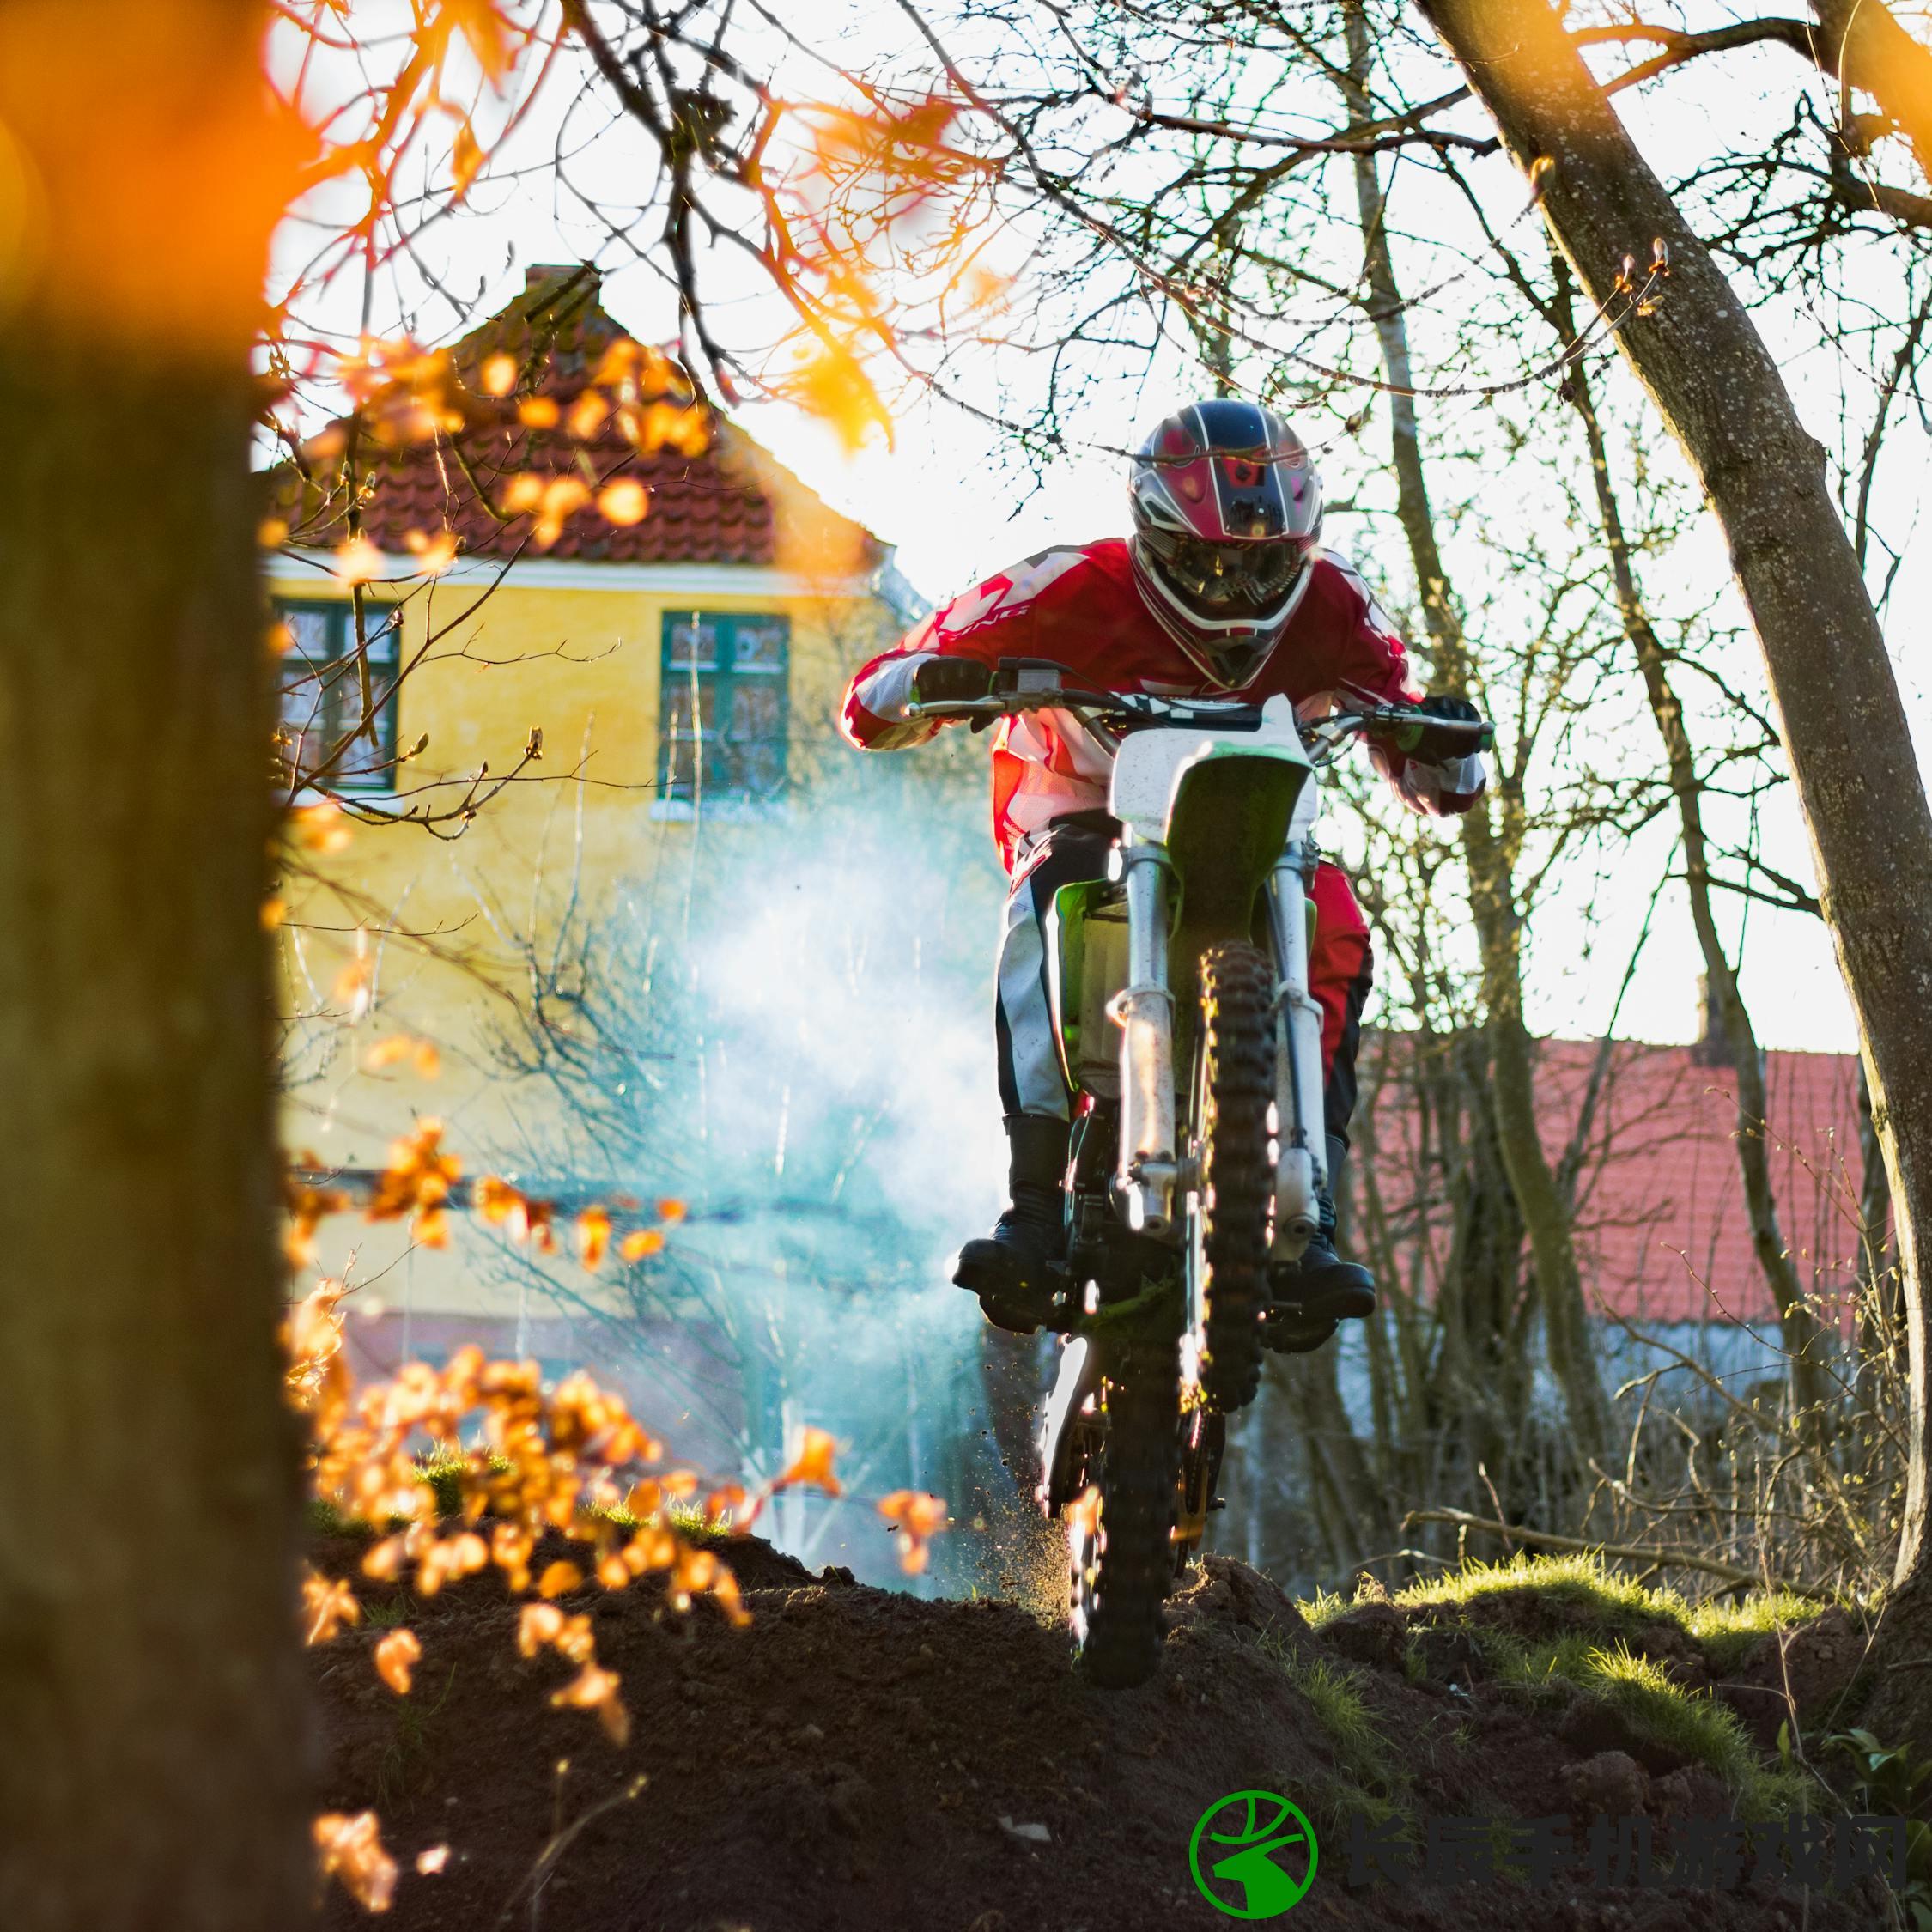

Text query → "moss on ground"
[1295,1554,1834,1820]
[1391,1552,1684,1630]
[1687,1591,1832,1674]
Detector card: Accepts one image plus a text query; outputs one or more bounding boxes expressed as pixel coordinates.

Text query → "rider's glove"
[911,657,994,706]
[1417,692,1482,726]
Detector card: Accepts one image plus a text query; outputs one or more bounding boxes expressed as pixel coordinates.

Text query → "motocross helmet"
[1127,398,1323,689]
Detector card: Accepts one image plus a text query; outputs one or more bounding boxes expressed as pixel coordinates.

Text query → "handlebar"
[902,657,1493,759]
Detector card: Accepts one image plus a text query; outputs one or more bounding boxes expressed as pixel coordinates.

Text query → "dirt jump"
[310,1522,1886,1932]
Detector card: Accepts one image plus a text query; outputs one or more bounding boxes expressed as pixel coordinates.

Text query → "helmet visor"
[1141,530,1309,613]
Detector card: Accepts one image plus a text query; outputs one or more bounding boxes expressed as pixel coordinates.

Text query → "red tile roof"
[277,266,883,574]
[1361,1035,1869,1325]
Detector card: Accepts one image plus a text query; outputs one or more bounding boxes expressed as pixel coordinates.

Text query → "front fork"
[1108,829,1327,1255]
[1265,834,1328,1259]
[1110,841,1177,1235]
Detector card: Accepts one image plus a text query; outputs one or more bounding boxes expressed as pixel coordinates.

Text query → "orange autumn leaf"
[363,1034,441,1078]
[301,1564,361,1644]
[785,337,891,453]
[567,388,609,438]
[374,1626,420,1695]
[492,1521,535,1593]
[878,1489,950,1575]
[655,1199,688,1223]
[451,118,483,196]
[554,1612,597,1663]
[361,1535,407,1583]
[501,471,545,513]
[576,1205,611,1270]
[550,1661,629,1744]
[294,799,352,854]
[368,1121,460,1246]
[517,1601,564,1657]
[703,1482,750,1528]
[261,895,289,931]
[416,1531,489,1596]
[624,1525,677,1575]
[537,1559,584,1599]
[331,533,386,586]
[403,526,459,576]
[532,476,590,548]
[429,0,515,82]
[774,1427,841,1498]
[258,514,290,549]
[313,1810,398,1913]
[516,395,560,428]
[618,1227,664,1261]
[597,477,649,526]
[480,351,518,398]
[332,954,374,1023]
[362,1034,412,1072]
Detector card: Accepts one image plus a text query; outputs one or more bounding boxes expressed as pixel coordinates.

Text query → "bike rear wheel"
[1068,1348,1181,1688]
[1192,941,1275,1413]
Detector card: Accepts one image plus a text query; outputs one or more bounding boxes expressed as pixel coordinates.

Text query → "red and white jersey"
[840,537,1485,872]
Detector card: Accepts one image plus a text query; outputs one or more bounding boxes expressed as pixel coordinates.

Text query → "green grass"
[1358,1553,1838,1820]
[580,1493,733,1546]
[1393,1552,1684,1631]
[1687,1591,1831,1674]
[1467,1627,1807,1820]
[1294,1586,1349,1633]
[1392,1552,1832,1672]
[1589,1644,1759,1788]
[1261,1636,1412,1830]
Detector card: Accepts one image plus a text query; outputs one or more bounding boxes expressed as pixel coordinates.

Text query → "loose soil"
[311,1529,1879,1932]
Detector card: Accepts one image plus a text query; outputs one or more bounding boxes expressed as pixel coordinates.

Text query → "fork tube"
[1266,854,1327,1250]
[1111,842,1175,1234]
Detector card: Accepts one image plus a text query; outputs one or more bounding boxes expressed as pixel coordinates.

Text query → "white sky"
[273,2,1932,1059]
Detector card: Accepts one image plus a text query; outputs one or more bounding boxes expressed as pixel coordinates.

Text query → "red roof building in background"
[1360,1028,1870,1329]
[276,264,900,592]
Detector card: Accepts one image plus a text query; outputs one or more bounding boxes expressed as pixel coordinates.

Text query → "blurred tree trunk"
[1419,0,1932,1734]
[0,3,306,1925]
[1343,3,1610,1466]
[1536,255,1832,1429]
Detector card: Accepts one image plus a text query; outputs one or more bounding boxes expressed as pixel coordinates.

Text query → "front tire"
[1194,942,1275,1413]
[1069,1350,1181,1689]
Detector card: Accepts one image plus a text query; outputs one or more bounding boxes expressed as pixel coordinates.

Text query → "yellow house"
[268,267,939,1459]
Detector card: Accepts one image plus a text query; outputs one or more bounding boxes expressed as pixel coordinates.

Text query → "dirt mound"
[311,1534,1876,1932]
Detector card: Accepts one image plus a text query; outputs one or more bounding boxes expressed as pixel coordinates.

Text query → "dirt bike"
[909,658,1491,1687]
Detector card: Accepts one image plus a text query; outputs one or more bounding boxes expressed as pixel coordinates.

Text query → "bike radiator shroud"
[1044,695,1328,1241]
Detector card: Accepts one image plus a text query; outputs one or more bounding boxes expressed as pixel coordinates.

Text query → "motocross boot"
[951,1114,1070,1334]
[1272,1133,1375,1324]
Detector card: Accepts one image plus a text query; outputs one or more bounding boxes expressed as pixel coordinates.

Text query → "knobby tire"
[1195,941,1274,1413]
[1072,1347,1182,1689]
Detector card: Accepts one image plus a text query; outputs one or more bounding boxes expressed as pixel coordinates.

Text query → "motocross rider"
[838,399,1487,1334]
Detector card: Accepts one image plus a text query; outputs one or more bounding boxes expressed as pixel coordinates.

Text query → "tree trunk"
[1540,256,1833,1428]
[0,3,307,1923]
[1344,3,1611,1464]
[1419,0,1932,1719]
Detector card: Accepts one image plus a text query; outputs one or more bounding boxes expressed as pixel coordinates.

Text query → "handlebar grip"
[911,658,994,706]
[1367,709,1494,760]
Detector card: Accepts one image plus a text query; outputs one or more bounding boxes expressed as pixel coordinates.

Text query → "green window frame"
[276,598,402,794]
[657,611,791,805]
